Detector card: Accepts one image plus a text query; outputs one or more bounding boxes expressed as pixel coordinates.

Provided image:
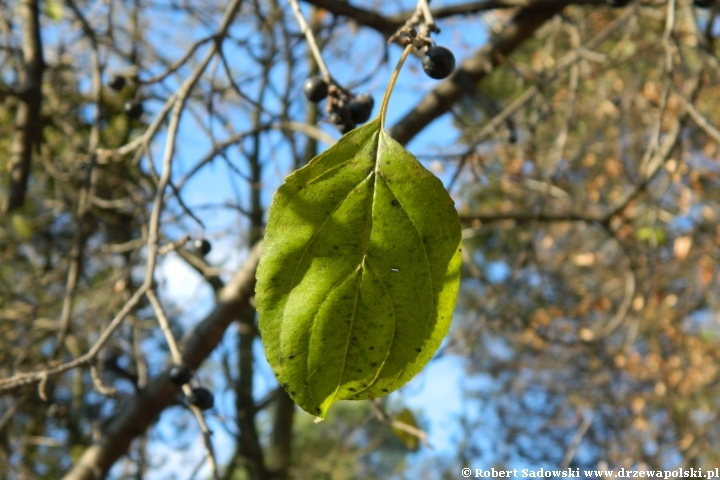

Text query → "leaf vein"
[350,259,396,396]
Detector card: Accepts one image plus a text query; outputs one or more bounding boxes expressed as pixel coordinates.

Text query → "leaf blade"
[256,120,461,417]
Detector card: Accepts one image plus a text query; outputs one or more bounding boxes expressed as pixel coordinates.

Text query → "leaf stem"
[380,44,414,131]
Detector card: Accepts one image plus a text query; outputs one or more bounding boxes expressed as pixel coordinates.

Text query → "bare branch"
[388,4,562,145]
[301,0,401,37]
[2,0,45,213]
[288,0,332,81]
[61,242,262,480]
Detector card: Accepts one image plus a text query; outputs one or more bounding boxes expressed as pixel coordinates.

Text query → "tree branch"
[61,243,262,480]
[389,0,603,23]
[389,4,563,145]
[2,0,45,213]
[300,0,401,37]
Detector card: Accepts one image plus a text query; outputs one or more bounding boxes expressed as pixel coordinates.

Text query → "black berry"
[303,76,329,103]
[108,75,126,91]
[422,46,456,80]
[168,365,192,385]
[348,94,374,124]
[124,101,144,120]
[193,238,212,256]
[188,387,214,411]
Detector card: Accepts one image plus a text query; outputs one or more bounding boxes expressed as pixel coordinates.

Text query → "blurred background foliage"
[2,0,720,478]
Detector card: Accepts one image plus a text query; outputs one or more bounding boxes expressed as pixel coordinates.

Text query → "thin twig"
[146,289,221,479]
[560,411,594,469]
[418,0,435,29]
[601,271,635,337]
[139,35,215,85]
[287,0,331,81]
[370,399,431,448]
[146,290,183,364]
[90,363,117,396]
[675,92,720,144]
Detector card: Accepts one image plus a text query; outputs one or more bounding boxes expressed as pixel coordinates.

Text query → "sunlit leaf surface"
[256,119,461,417]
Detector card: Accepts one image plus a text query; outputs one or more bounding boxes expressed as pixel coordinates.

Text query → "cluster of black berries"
[328,91,374,135]
[301,38,455,135]
[168,364,214,411]
[107,74,144,120]
[303,76,375,134]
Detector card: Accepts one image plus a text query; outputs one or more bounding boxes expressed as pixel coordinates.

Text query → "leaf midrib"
[328,132,381,406]
[278,127,441,410]
[277,129,380,406]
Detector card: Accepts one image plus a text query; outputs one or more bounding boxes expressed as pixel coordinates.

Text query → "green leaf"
[637,226,665,246]
[256,119,461,418]
[45,0,63,21]
[11,214,33,239]
[392,408,421,451]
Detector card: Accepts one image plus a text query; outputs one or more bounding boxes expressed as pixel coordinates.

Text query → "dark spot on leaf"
[391,200,398,206]
[382,389,389,393]
[288,355,295,360]
[369,346,374,350]
[353,337,357,341]
[416,348,422,352]
[316,408,322,415]
[291,391,296,395]
[282,383,289,389]
[349,388,356,392]
[357,369,362,372]
[371,362,377,367]
[334,245,339,250]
